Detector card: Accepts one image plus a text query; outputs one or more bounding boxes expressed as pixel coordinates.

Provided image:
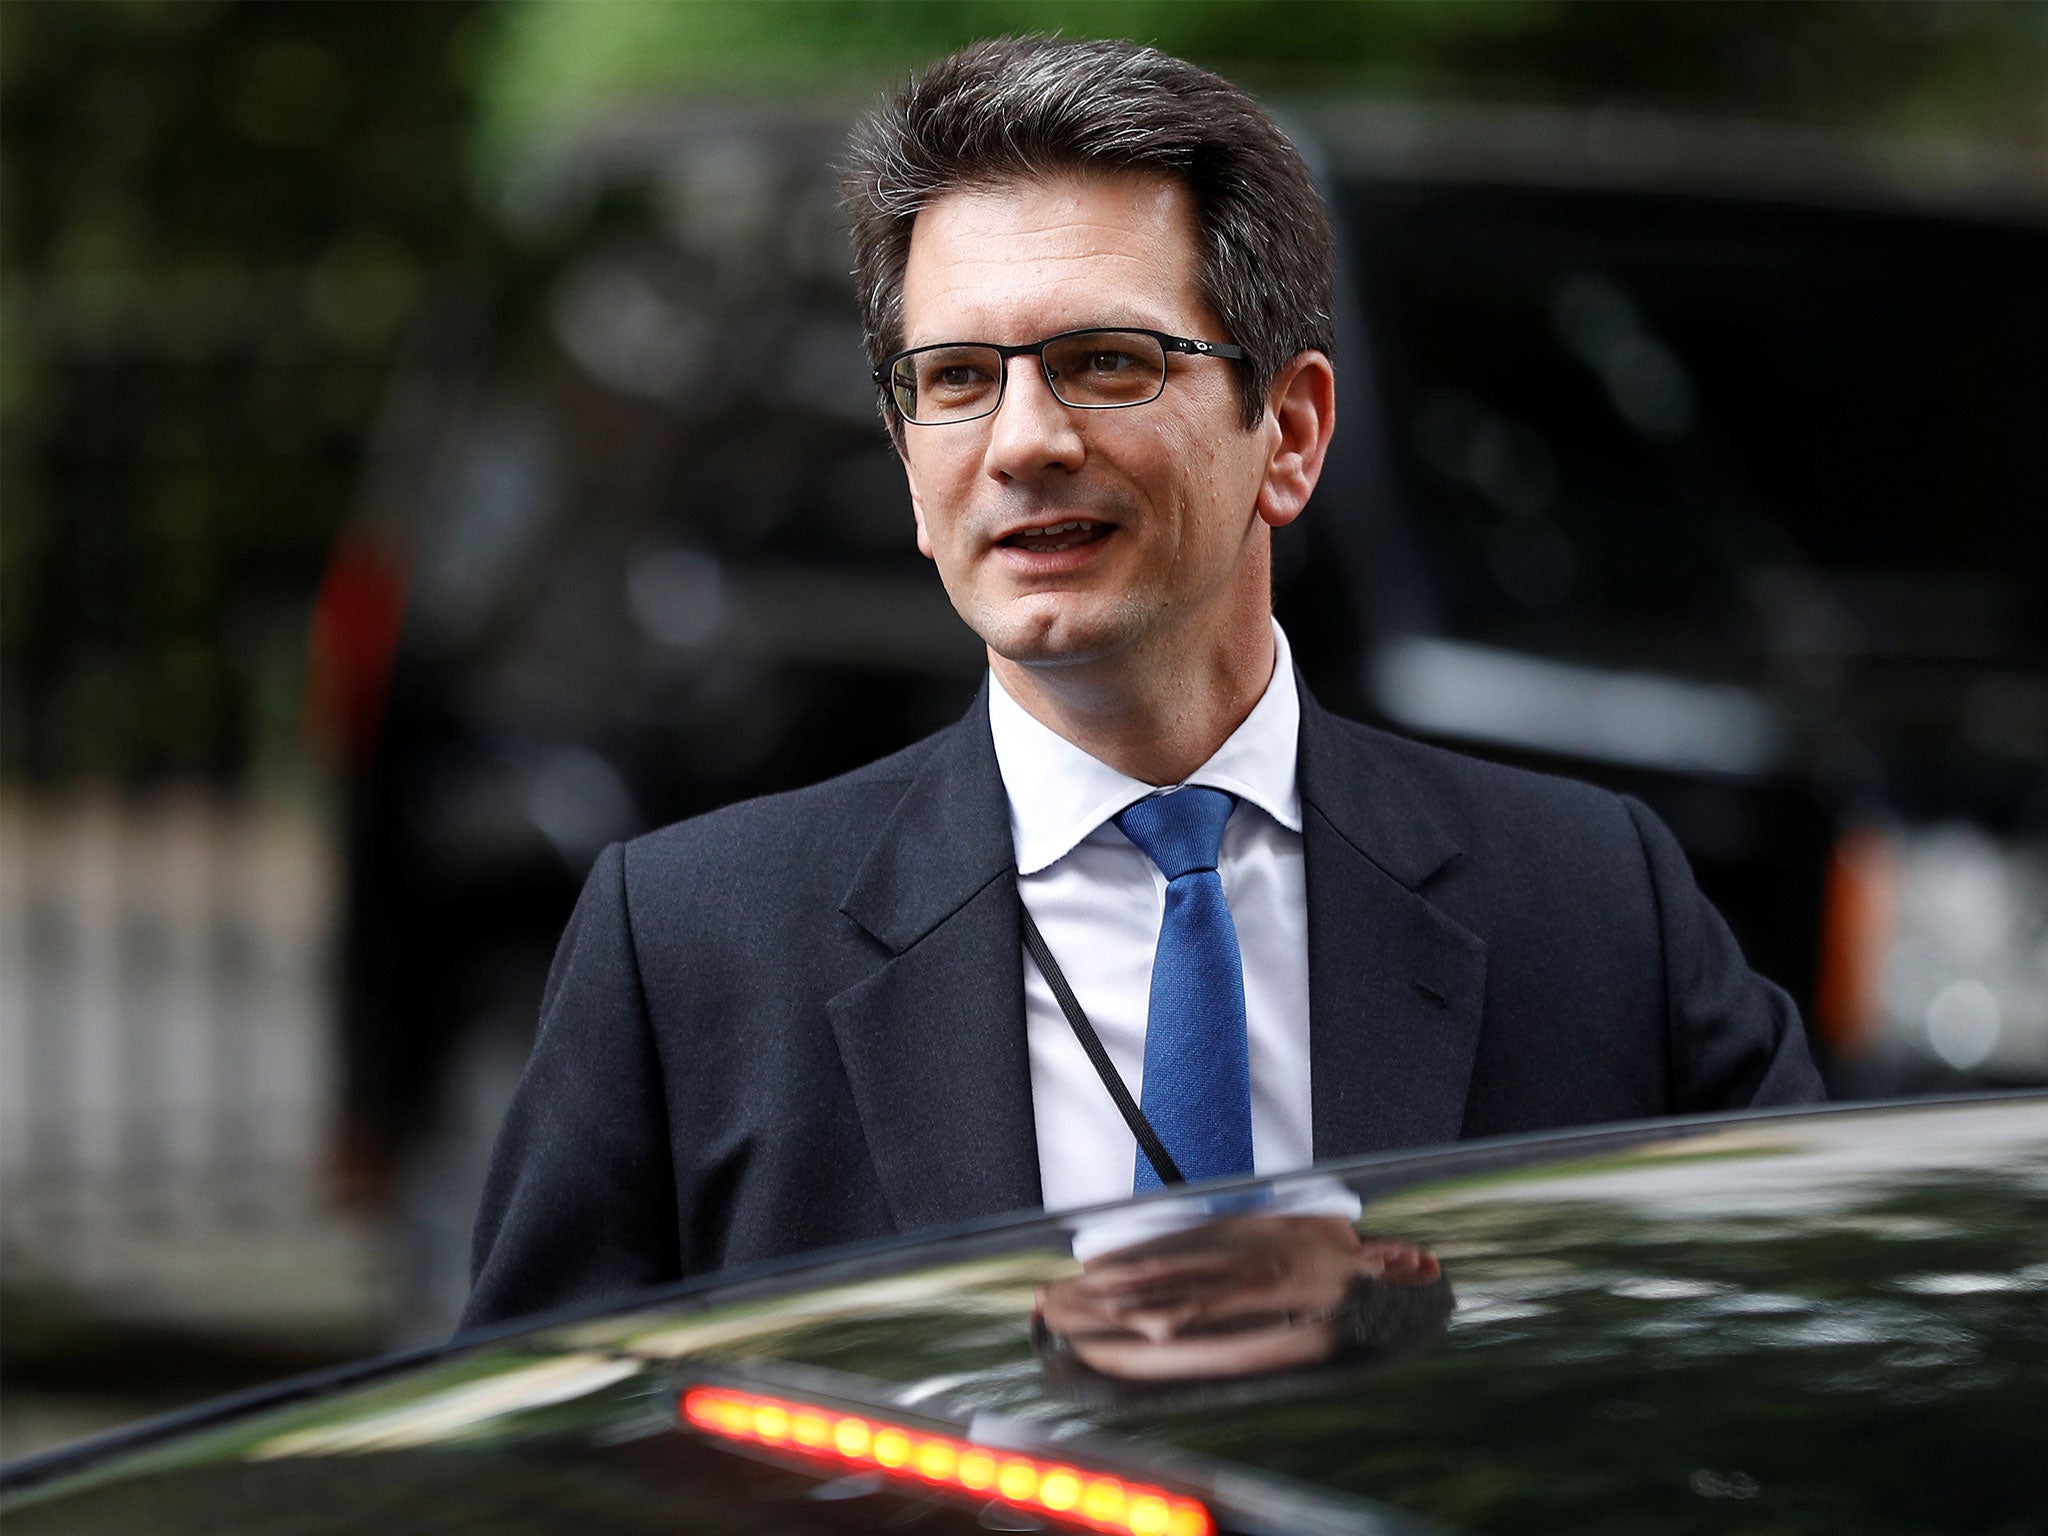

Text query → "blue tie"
[1114,786,1254,1193]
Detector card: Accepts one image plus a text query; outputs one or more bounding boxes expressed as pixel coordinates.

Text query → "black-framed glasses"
[876,327,1246,425]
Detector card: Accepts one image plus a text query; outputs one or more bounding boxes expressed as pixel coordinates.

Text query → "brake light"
[681,1386,1213,1536]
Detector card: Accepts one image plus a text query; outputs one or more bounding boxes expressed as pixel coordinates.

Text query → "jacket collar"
[1296,682,1461,893]
[1297,686,1488,1160]
[839,683,1015,955]
[829,687,1044,1232]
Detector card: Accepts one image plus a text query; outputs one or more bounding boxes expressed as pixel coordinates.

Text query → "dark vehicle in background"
[303,102,2048,1326]
[8,1095,2047,1533]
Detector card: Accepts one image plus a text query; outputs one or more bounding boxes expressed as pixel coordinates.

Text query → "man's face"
[1034,1217,1440,1382]
[895,171,1284,672]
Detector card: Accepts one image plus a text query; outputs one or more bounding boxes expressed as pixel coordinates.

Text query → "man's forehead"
[925,166,1187,224]
[899,169,1210,343]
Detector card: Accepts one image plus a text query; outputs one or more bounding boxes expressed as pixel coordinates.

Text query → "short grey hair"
[841,35,1335,436]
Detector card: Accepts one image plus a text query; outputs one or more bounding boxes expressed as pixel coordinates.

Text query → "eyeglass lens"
[890,330,1168,423]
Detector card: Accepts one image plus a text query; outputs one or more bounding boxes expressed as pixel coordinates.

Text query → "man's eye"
[922,361,996,397]
[1180,1310,1298,1339]
[1077,350,1140,375]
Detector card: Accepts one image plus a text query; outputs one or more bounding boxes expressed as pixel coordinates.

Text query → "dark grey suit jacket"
[463,686,1822,1329]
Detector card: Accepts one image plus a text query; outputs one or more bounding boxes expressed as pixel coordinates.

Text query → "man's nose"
[982,352,1085,480]
[1112,1298,1203,1342]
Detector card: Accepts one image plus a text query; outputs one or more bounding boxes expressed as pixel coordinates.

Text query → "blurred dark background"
[3,0,2045,1459]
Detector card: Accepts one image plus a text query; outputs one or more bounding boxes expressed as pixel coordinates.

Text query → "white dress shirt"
[988,619,1312,1211]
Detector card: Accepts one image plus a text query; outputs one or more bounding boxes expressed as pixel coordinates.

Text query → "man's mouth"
[1000,519,1114,554]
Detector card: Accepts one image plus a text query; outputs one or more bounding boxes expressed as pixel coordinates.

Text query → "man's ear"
[899,441,936,559]
[1254,350,1337,530]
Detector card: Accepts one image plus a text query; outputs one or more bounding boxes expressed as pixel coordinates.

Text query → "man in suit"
[463,36,1822,1331]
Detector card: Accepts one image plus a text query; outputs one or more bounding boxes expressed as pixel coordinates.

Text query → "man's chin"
[971,594,1152,670]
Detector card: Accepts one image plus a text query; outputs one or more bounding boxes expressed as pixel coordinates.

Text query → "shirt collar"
[988,618,1303,876]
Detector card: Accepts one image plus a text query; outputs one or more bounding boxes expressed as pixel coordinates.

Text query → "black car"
[7,1093,2046,1533]
[306,100,2048,1322]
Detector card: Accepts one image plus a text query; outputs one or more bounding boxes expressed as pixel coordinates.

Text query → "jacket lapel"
[1299,692,1488,1159]
[828,688,1044,1233]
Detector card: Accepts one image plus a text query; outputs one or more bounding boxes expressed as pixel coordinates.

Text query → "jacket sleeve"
[1622,796,1828,1114]
[460,842,681,1332]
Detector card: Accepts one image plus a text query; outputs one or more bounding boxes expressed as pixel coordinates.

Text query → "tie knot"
[1115,786,1236,880]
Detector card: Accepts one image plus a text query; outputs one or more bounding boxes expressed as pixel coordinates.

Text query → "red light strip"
[681,1386,1214,1536]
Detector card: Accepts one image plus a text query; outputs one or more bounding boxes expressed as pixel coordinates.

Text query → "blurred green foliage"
[1,0,496,783]
[3,0,2042,784]
[477,0,2048,155]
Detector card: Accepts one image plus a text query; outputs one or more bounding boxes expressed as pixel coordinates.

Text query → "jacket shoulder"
[1310,705,1641,872]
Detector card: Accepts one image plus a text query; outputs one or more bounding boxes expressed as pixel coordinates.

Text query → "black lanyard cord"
[1018,905,1185,1187]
